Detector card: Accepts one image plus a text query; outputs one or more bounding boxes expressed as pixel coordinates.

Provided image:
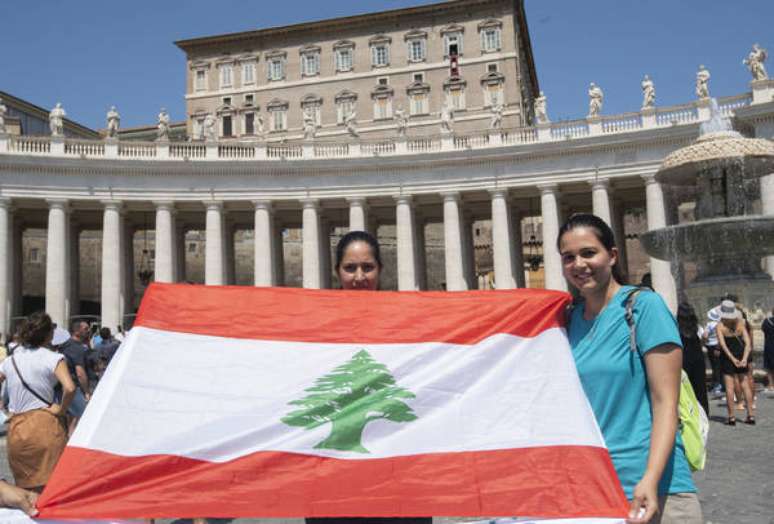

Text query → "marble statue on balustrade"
[256,114,265,138]
[157,108,170,141]
[203,113,217,142]
[49,103,66,137]
[588,83,603,117]
[345,110,359,138]
[534,91,548,124]
[744,44,768,81]
[696,65,711,99]
[641,75,656,109]
[394,107,408,138]
[303,108,317,140]
[440,103,454,134]
[106,106,120,138]
[489,103,504,130]
[0,98,6,134]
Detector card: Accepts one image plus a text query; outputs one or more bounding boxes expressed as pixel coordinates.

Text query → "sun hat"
[52,326,70,346]
[719,300,740,320]
[707,307,721,322]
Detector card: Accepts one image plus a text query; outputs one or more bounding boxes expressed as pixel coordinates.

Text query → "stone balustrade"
[0,92,767,162]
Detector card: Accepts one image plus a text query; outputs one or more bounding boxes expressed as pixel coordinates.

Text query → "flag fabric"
[36,283,628,521]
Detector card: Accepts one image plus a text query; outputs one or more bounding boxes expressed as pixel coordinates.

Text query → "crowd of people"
[0,215,772,523]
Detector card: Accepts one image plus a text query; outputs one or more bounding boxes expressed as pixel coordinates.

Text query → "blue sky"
[2,0,771,129]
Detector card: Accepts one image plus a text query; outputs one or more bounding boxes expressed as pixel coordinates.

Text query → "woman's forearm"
[644,395,679,486]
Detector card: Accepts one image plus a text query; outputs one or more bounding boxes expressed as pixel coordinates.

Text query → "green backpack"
[624,287,708,472]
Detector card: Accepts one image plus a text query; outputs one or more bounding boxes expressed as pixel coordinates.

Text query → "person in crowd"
[558,213,701,524]
[701,308,722,397]
[59,320,91,433]
[306,230,430,524]
[722,294,757,411]
[677,302,709,415]
[0,312,75,491]
[716,300,755,425]
[90,324,102,349]
[95,327,121,366]
[763,307,774,393]
[114,325,126,344]
[0,480,38,516]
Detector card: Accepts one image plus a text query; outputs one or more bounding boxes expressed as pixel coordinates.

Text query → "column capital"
[588,177,611,191]
[394,195,414,206]
[252,200,273,211]
[205,200,223,211]
[641,173,658,185]
[441,191,461,203]
[46,198,69,211]
[0,197,12,210]
[302,198,320,210]
[537,183,559,196]
[153,200,176,211]
[346,196,368,207]
[100,199,123,211]
[488,189,510,200]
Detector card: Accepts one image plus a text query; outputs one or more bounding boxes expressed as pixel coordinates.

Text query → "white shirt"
[0,346,64,414]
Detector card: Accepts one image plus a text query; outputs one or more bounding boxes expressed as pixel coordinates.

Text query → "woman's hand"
[0,480,38,516]
[627,476,659,523]
[44,403,63,417]
[739,358,748,368]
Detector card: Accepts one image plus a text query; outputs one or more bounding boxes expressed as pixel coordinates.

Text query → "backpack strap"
[624,286,650,353]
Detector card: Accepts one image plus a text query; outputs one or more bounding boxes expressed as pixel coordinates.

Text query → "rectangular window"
[29,248,39,263]
[378,76,389,86]
[195,70,206,91]
[481,28,502,52]
[408,39,426,62]
[268,59,285,81]
[410,93,428,115]
[448,88,466,111]
[245,94,254,105]
[336,48,353,72]
[242,63,255,85]
[245,113,255,135]
[445,33,463,56]
[337,100,355,124]
[193,117,204,139]
[222,97,232,106]
[373,97,392,120]
[371,44,389,67]
[220,65,233,87]
[302,53,320,76]
[486,83,504,106]
[413,72,425,83]
[222,115,233,137]
[188,242,197,253]
[271,110,286,131]
[488,63,499,73]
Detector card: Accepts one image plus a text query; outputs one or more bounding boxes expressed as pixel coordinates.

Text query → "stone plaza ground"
[1,392,772,524]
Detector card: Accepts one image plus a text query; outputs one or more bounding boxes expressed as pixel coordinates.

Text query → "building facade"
[175,0,538,141]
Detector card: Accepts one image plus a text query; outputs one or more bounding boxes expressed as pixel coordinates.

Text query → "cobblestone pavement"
[1,393,772,523]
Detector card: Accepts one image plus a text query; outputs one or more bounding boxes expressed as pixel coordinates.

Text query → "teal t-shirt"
[568,286,696,499]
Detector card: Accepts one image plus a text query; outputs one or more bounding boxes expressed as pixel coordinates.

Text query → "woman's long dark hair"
[335,230,383,270]
[556,213,626,285]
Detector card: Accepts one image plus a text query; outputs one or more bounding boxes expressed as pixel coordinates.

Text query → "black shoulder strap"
[624,286,650,353]
[10,354,53,407]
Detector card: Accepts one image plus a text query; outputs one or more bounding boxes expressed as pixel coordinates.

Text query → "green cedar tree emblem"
[281,349,418,453]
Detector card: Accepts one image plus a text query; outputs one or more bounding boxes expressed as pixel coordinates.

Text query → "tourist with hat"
[701,307,723,397]
[716,300,755,425]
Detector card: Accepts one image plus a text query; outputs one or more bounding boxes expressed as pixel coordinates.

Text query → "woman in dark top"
[763,307,774,392]
[716,300,755,425]
[677,302,709,415]
[306,230,430,524]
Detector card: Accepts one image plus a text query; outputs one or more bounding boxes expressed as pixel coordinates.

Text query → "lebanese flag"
[37,283,627,521]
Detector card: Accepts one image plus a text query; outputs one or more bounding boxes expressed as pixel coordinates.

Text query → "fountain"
[639,99,774,315]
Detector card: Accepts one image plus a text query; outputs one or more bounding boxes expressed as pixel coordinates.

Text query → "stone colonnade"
[0,176,679,333]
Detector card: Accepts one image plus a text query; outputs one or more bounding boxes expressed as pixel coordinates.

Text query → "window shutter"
[480,30,486,51]
[371,46,377,65]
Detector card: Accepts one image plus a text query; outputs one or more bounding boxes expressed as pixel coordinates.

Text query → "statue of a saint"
[157,108,170,141]
[256,113,265,138]
[641,75,656,108]
[743,44,768,81]
[696,65,710,99]
[534,91,548,123]
[394,107,408,138]
[345,110,359,138]
[0,98,7,134]
[203,113,217,141]
[106,106,120,138]
[587,83,603,117]
[303,108,317,140]
[49,102,66,137]
[440,103,454,134]
[490,103,504,130]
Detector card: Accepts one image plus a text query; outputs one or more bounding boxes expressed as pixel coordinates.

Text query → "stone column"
[0,199,12,337]
[253,200,276,286]
[153,201,176,283]
[205,202,225,285]
[395,196,420,291]
[442,192,467,291]
[538,184,567,291]
[490,190,517,289]
[45,199,69,326]
[590,178,612,226]
[302,199,323,289]
[273,222,285,286]
[761,173,774,278]
[100,201,125,331]
[348,197,369,232]
[643,174,678,312]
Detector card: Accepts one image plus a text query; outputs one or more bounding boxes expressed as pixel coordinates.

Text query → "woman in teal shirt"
[557,214,702,524]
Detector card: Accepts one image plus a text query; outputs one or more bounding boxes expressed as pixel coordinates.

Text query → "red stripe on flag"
[38,446,627,520]
[134,283,571,344]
